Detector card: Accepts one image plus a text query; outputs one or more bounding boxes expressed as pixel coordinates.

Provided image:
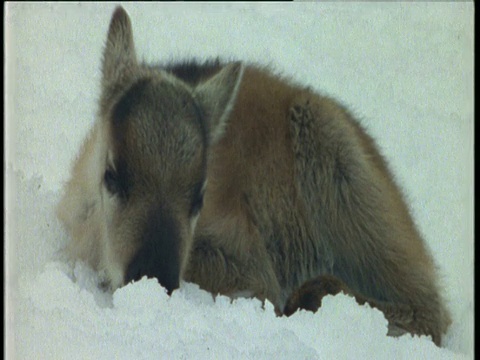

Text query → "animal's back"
[176,62,450,344]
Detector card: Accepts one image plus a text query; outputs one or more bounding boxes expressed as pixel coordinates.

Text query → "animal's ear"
[102,6,137,87]
[193,62,244,145]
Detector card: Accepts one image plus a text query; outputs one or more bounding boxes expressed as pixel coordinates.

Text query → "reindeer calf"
[57,6,451,346]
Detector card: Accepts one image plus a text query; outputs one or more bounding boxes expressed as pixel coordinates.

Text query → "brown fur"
[58,6,451,346]
[185,66,451,345]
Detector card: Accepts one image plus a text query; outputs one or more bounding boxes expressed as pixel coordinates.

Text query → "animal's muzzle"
[124,207,181,294]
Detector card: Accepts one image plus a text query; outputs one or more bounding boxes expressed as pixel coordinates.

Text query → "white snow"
[5,2,473,359]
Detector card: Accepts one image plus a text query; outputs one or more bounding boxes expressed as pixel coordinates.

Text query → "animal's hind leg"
[288,94,451,346]
[283,275,441,343]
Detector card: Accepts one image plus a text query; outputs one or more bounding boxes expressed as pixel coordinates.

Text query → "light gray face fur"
[101,76,208,292]
[82,7,242,292]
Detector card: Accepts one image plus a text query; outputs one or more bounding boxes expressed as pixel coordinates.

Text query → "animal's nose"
[124,208,181,294]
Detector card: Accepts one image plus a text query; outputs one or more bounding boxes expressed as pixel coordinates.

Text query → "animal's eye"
[104,168,120,195]
[189,183,205,217]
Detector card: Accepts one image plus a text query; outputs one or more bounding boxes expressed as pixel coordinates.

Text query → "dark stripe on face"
[124,206,181,294]
[112,78,152,125]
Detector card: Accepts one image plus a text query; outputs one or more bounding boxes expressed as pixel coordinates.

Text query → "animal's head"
[98,7,243,293]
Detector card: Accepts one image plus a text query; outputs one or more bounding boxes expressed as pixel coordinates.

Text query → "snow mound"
[18,261,463,360]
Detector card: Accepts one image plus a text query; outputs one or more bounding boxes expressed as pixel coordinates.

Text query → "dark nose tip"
[124,208,181,294]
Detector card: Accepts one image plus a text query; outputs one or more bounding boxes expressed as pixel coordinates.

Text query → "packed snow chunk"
[320,293,389,340]
[113,276,170,310]
[277,293,387,358]
[111,276,171,331]
[21,262,97,313]
[70,261,114,308]
[173,281,216,307]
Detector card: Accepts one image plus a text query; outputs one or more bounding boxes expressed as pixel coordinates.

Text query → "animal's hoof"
[283,275,350,316]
